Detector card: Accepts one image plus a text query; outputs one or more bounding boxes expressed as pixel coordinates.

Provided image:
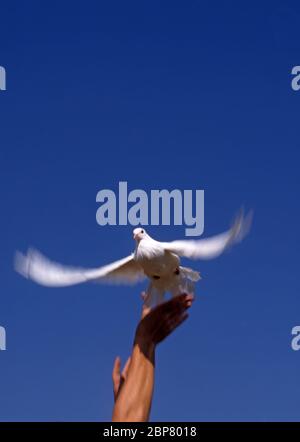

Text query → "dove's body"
[14,210,252,306]
[133,237,184,304]
[134,237,179,278]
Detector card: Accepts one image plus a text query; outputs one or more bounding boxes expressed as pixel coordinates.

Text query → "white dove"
[15,210,252,306]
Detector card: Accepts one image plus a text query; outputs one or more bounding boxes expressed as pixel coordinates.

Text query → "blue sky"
[0,0,300,421]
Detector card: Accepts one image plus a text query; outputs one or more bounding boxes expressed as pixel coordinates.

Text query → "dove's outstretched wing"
[161,210,252,260]
[14,249,145,287]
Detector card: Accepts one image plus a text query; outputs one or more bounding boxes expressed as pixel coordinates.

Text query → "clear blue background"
[0,0,300,421]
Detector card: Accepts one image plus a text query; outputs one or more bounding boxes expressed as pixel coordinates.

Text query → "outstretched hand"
[135,293,194,350]
[112,292,194,421]
[112,293,194,400]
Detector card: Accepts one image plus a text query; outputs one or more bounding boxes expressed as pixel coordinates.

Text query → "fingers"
[173,293,194,308]
[140,292,194,322]
[112,356,131,401]
[112,356,121,400]
[182,293,194,306]
[148,294,193,333]
[121,357,131,380]
[165,293,194,311]
[150,296,192,343]
[153,293,193,319]
[135,292,194,347]
[168,311,189,332]
[153,312,189,343]
[118,356,131,395]
[112,356,121,382]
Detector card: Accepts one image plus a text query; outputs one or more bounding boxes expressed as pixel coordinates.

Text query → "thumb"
[112,356,121,382]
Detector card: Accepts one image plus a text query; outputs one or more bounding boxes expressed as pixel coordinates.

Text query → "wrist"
[134,332,156,355]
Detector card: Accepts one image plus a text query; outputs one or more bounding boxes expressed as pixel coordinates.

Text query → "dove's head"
[133,227,148,242]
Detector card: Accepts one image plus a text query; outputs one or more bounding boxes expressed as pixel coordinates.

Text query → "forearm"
[112,340,155,422]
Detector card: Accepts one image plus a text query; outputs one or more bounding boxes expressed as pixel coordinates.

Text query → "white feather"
[160,210,252,260]
[14,249,145,287]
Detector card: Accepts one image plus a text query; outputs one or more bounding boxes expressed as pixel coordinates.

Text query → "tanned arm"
[112,293,193,422]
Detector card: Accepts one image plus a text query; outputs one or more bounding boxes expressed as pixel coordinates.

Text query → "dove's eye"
[141,230,144,234]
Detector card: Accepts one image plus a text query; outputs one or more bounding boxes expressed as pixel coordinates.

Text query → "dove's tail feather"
[168,266,200,299]
[179,266,201,282]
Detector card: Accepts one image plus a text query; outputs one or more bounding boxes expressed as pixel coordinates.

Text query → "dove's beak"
[133,232,141,241]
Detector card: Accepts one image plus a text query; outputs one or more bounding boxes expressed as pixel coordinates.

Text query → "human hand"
[134,293,194,350]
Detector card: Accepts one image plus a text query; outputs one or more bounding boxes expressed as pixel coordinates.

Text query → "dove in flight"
[15,210,252,306]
